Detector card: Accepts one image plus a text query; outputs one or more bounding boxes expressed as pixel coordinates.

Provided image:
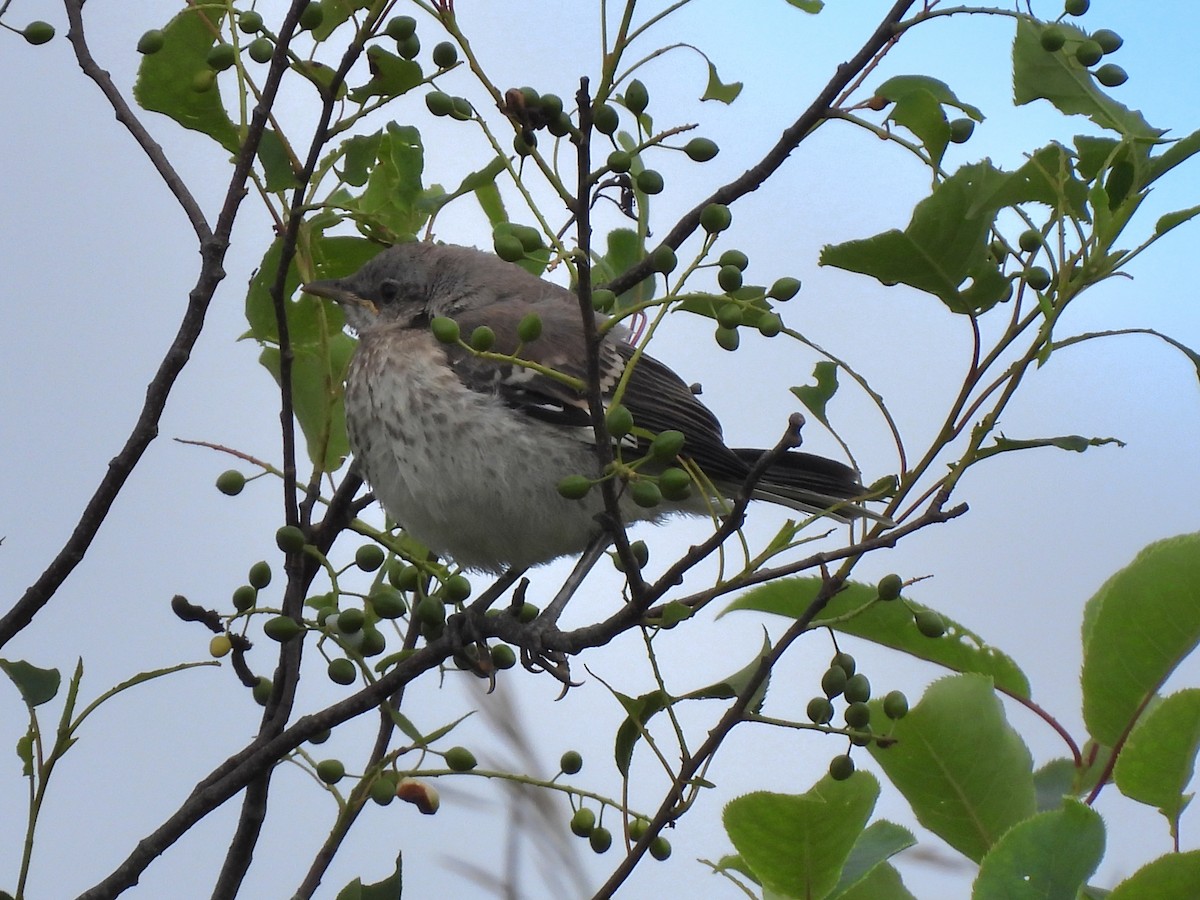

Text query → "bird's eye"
[378,279,401,304]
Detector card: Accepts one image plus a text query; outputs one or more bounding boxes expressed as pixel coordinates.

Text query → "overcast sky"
[3,1,1199,898]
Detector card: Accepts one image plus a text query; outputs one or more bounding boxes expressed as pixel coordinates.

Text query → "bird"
[302,241,887,575]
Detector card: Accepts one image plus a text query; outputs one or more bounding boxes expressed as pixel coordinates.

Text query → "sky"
[2,1,1199,898]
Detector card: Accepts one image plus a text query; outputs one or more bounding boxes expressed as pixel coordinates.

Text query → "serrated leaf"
[356,123,428,241]
[791,361,839,428]
[679,632,771,708]
[703,60,742,104]
[835,862,915,900]
[258,127,298,192]
[338,132,384,187]
[335,852,402,900]
[0,659,61,707]
[867,674,1036,862]
[1108,850,1200,900]
[830,820,916,898]
[348,46,423,103]
[875,75,983,121]
[978,433,1125,459]
[312,0,374,43]
[1082,533,1200,747]
[972,799,1104,900]
[1145,126,1200,186]
[424,157,506,218]
[887,87,951,169]
[1034,758,1081,812]
[721,578,1030,697]
[724,775,879,899]
[1114,689,1200,828]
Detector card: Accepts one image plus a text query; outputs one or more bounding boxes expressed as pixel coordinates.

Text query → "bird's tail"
[727,448,894,525]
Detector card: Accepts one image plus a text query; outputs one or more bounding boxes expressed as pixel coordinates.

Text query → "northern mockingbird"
[303,242,886,575]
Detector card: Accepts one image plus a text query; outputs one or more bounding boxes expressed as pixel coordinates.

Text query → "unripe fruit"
[844,673,871,703]
[247,37,274,64]
[390,562,420,591]
[684,137,719,162]
[238,10,264,33]
[716,302,743,329]
[312,730,333,746]
[396,34,420,60]
[210,634,233,658]
[829,754,855,780]
[1092,29,1123,53]
[248,561,272,590]
[624,79,649,115]
[821,665,848,698]
[1039,26,1066,52]
[607,150,632,173]
[360,627,386,657]
[264,615,301,642]
[650,245,677,274]
[560,750,583,774]
[445,746,478,771]
[425,90,454,117]
[649,836,672,860]
[714,326,740,352]
[355,543,385,572]
[512,225,542,251]
[517,312,543,342]
[591,289,617,312]
[442,574,472,603]
[915,609,946,638]
[547,113,573,137]
[432,41,457,68]
[1018,228,1043,253]
[807,696,834,724]
[494,233,525,262]
[252,676,273,706]
[23,21,54,45]
[216,469,246,495]
[370,587,407,619]
[450,96,473,120]
[299,2,324,31]
[468,325,495,352]
[276,525,306,553]
[517,602,539,623]
[612,540,649,572]
[592,103,619,135]
[557,475,593,500]
[540,93,564,118]
[370,774,397,805]
[192,70,217,93]
[415,595,444,628]
[719,249,749,270]
[948,118,974,144]
[831,651,856,677]
[630,480,662,509]
[658,467,691,501]
[700,203,732,233]
[137,30,165,55]
[570,807,596,837]
[717,264,743,293]
[316,759,345,784]
[1075,40,1103,67]
[636,169,664,195]
[1025,266,1052,291]
[328,658,356,685]
[589,826,613,853]
[605,403,634,438]
[650,430,685,460]
[883,689,909,719]
[768,276,801,301]
[337,607,365,634]
[232,584,257,612]
[385,15,416,40]
[207,43,236,71]
[1064,0,1089,14]
[430,316,460,344]
[513,132,536,157]
[1095,64,1127,87]
[844,701,871,729]
[629,817,650,841]
[877,573,903,602]
[491,643,517,669]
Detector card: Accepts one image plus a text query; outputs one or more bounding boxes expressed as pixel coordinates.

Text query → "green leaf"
[594,228,654,309]
[875,75,983,121]
[703,60,742,104]
[1012,18,1163,140]
[1114,689,1200,829]
[16,728,34,776]
[886,87,950,169]
[829,820,916,898]
[791,362,839,428]
[335,852,402,900]
[972,799,1104,900]
[1154,204,1200,238]
[348,46,423,103]
[311,0,374,43]
[978,433,1125,459]
[1145,126,1200,186]
[1082,533,1200,747]
[1034,758,1081,811]
[0,659,61,707]
[867,674,1036,862]
[613,689,670,778]
[133,7,240,153]
[475,179,508,227]
[258,128,298,192]
[723,774,879,899]
[678,632,772,709]
[834,862,915,900]
[423,157,507,219]
[721,578,1030,697]
[356,123,429,241]
[259,337,354,471]
[338,133,384,187]
[1108,850,1200,900]
[785,0,824,11]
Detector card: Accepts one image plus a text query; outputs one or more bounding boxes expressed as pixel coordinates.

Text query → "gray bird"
[303,241,886,575]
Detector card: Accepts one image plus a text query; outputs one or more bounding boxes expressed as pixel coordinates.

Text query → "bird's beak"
[302,279,378,314]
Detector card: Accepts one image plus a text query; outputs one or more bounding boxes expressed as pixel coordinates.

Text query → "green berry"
[560,750,583,774]
[390,562,420,591]
[547,112,573,137]
[513,132,537,157]
[469,325,496,352]
[649,836,672,860]
[207,43,237,72]
[883,690,909,719]
[718,249,749,270]
[355,544,385,572]
[700,203,732,234]
[829,754,855,780]
[948,118,974,144]
[316,759,345,784]
[629,818,650,841]
[651,245,677,274]
[396,33,420,60]
[238,10,264,33]
[210,634,232,658]
[1075,40,1103,67]
[1064,0,1089,15]
[216,469,246,496]
[807,696,834,724]
[137,29,165,55]
[1040,26,1066,52]
[1025,266,1052,291]
[309,728,331,745]
[299,2,324,31]
[450,96,473,120]
[491,643,517,669]
[425,91,454,117]
[442,574,472,603]
[630,480,662,509]
[877,573,903,602]
[821,665,848,698]
[337,607,365,634]
[494,233,525,262]
[540,93,564,118]
[844,701,871,729]
[831,651,856,677]
[415,595,444,628]
[369,587,407,619]
[23,21,55,45]
[517,601,539,623]
[589,826,613,854]
[592,103,619,135]
[192,70,217,93]
[247,37,274,64]
[717,264,743,293]
[248,561,272,590]
[658,467,691,501]
[714,326,740,352]
[385,15,416,40]
[430,316,460,344]
[716,302,743,329]
[1092,29,1123,53]
[1018,228,1043,253]
[623,78,649,115]
[607,150,632,173]
[1095,63,1127,87]
[328,658,356,685]
[276,525,306,553]
[768,276,801,301]
[684,137,719,162]
[252,676,273,706]
[512,225,543,251]
[591,289,617,313]
[650,430,685,461]
[370,774,397,805]
[445,746,477,771]
[605,403,634,438]
[757,313,783,337]
[264,615,301,642]
[232,584,257,612]
[517,312,543,343]
[844,673,871,704]
[636,169,664,195]
[570,807,596,837]
[915,609,946,638]
[612,540,650,572]
[432,41,457,68]
[557,475,593,500]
